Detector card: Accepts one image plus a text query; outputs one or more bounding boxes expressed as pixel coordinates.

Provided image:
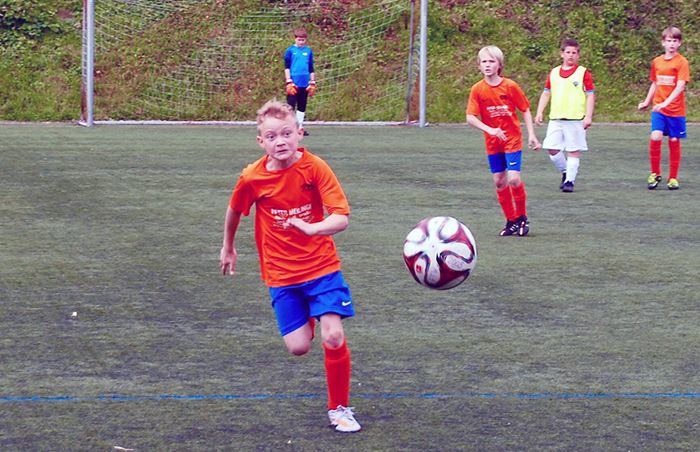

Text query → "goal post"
[81,0,95,127]
[80,0,425,126]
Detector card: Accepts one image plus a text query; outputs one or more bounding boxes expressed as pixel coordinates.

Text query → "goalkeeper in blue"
[284,28,316,136]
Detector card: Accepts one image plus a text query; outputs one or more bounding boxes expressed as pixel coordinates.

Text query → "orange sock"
[511,182,527,218]
[668,140,681,180]
[649,139,662,175]
[496,186,516,221]
[324,339,351,410]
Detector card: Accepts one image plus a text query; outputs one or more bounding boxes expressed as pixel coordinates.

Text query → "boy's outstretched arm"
[221,206,242,275]
[638,82,657,110]
[583,92,595,129]
[284,213,348,236]
[535,90,550,126]
[521,109,541,151]
[467,114,507,141]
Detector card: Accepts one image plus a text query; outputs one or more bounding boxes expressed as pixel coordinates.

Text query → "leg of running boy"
[562,150,580,192]
[282,320,315,356]
[648,129,664,189]
[494,171,518,236]
[548,150,568,188]
[321,314,361,432]
[668,138,681,189]
[508,171,529,236]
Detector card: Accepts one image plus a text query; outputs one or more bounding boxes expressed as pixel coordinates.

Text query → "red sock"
[668,140,681,180]
[649,139,662,175]
[511,182,527,218]
[496,186,516,221]
[308,317,316,342]
[324,339,351,410]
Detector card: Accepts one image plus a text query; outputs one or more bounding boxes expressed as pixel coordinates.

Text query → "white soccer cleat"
[328,405,361,433]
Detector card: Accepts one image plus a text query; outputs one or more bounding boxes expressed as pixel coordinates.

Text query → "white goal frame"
[80,0,428,127]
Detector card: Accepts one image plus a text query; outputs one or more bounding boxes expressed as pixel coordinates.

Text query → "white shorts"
[542,120,588,152]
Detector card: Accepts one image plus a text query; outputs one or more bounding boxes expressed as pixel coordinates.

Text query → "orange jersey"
[229,148,350,287]
[650,53,690,117]
[466,77,531,155]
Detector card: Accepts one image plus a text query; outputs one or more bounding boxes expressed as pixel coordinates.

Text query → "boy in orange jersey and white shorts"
[220,100,360,433]
[638,26,690,190]
[467,45,541,237]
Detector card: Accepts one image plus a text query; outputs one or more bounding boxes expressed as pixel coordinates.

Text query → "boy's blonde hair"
[256,100,298,134]
[662,26,682,41]
[477,45,504,75]
[294,28,308,38]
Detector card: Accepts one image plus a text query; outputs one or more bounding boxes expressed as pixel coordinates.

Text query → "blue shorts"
[651,112,687,139]
[488,151,522,174]
[269,271,354,336]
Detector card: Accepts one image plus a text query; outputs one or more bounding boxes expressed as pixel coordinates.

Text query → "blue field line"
[2,391,700,403]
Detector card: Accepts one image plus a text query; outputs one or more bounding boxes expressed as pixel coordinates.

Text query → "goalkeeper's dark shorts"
[287,88,309,112]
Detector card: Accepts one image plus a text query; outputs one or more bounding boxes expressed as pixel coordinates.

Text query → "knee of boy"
[287,342,312,356]
[322,330,345,349]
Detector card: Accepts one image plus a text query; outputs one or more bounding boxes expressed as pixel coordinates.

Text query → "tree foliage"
[0,0,698,122]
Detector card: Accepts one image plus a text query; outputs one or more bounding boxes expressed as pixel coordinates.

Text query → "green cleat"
[648,173,662,189]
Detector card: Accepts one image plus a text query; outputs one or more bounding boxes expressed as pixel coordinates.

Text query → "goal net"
[82,0,415,123]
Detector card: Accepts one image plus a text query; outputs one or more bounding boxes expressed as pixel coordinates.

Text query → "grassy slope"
[1,0,698,122]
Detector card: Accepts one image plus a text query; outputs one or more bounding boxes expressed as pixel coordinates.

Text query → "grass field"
[1,123,699,451]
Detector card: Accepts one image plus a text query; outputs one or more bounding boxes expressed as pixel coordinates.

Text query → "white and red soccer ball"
[403,216,477,290]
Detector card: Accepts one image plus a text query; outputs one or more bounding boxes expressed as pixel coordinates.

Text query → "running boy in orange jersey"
[220,100,360,433]
[638,26,690,190]
[467,45,541,237]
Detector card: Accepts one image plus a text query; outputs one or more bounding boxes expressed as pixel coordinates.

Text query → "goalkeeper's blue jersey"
[284,45,314,88]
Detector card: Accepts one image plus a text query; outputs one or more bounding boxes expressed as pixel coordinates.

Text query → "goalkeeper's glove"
[286,80,297,95]
[307,81,316,97]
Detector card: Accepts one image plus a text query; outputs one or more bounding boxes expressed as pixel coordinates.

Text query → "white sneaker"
[327,405,361,433]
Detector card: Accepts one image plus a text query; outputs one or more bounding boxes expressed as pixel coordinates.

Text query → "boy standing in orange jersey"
[467,45,541,237]
[638,26,690,190]
[220,100,360,433]
[535,39,595,193]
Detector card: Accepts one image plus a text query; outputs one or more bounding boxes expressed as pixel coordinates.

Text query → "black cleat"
[516,215,529,237]
[559,172,567,189]
[500,220,519,236]
[562,181,574,192]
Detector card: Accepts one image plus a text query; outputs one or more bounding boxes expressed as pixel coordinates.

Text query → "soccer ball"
[403,216,477,290]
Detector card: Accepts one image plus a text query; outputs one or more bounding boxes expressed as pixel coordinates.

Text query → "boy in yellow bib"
[536,39,595,193]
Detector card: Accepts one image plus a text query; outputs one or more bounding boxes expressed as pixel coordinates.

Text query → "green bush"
[0,0,78,49]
